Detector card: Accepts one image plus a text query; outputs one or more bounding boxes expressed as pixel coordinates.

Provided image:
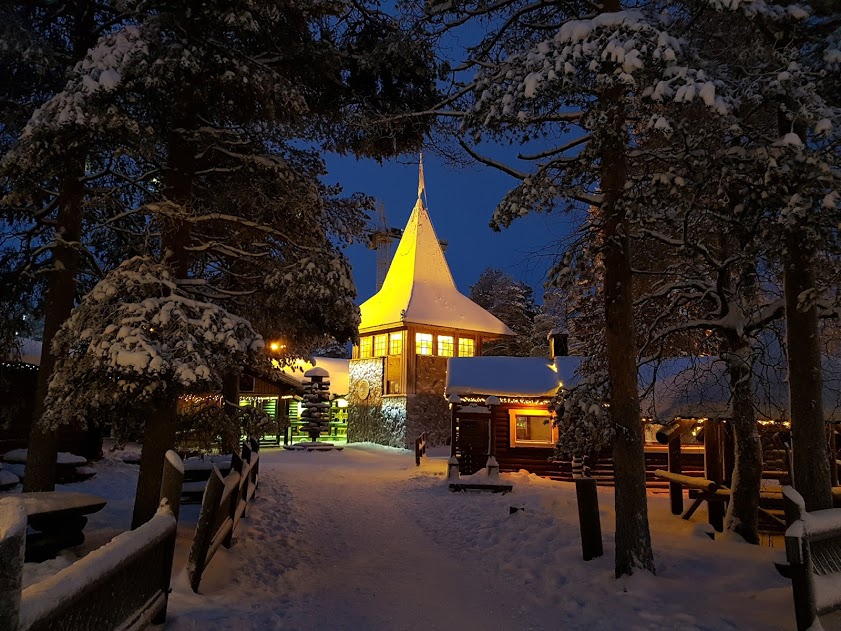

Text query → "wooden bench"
[18,491,107,562]
[448,482,513,494]
[782,486,841,630]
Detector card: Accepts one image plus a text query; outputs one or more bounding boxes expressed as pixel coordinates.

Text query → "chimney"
[548,331,568,358]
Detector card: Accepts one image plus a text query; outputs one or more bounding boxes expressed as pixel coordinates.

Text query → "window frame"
[438,335,454,357]
[415,332,433,356]
[458,337,475,357]
[373,334,388,357]
[508,408,556,448]
[358,336,373,359]
[389,331,403,355]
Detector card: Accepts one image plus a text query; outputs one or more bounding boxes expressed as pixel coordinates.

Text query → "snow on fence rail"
[187,438,260,593]
[782,485,841,630]
[0,450,184,631]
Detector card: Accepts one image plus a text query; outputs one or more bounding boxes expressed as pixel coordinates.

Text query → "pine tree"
[469,268,537,356]
[299,368,332,444]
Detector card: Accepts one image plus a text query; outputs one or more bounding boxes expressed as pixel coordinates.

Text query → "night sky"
[326,150,577,306]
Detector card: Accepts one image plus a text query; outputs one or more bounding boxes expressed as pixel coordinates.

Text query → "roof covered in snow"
[641,354,841,422]
[446,356,583,398]
[359,193,513,337]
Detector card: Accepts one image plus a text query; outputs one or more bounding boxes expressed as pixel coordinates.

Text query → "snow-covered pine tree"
[11,0,439,509]
[469,268,537,356]
[299,368,333,445]
[529,287,569,357]
[0,1,131,492]
[430,0,732,575]
[43,256,263,525]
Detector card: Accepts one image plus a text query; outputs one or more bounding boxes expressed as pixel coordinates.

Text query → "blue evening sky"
[326,150,578,305]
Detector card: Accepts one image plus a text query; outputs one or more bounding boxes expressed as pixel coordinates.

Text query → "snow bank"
[2,450,87,465]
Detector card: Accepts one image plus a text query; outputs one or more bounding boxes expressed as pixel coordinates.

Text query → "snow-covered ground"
[5,444,799,630]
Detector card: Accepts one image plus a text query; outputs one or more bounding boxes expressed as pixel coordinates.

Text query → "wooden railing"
[415,431,428,466]
[187,438,260,593]
[782,485,841,630]
[0,451,184,631]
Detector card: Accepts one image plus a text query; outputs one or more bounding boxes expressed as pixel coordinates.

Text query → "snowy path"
[158,444,794,631]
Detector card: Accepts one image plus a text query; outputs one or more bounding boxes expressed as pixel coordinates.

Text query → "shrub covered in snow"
[43,257,263,430]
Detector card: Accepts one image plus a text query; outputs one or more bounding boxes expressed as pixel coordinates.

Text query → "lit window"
[373,334,388,357]
[389,332,403,355]
[458,337,475,357]
[508,409,556,448]
[359,336,372,359]
[438,335,454,357]
[416,333,433,356]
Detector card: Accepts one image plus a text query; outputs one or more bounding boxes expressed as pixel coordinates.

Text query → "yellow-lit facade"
[352,325,490,396]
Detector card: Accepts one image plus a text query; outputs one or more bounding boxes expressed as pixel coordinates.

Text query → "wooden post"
[782,487,816,631]
[448,395,461,459]
[240,441,251,519]
[574,475,603,561]
[250,438,260,492]
[155,450,184,625]
[187,468,225,593]
[704,419,725,532]
[668,435,683,515]
[159,450,184,522]
[0,498,26,631]
[829,423,838,487]
[223,451,243,549]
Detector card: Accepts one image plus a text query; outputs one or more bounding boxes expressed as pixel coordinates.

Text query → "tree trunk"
[22,168,84,492]
[131,118,196,527]
[132,397,178,529]
[599,30,655,574]
[22,4,96,493]
[221,371,241,453]
[723,344,762,543]
[785,232,832,511]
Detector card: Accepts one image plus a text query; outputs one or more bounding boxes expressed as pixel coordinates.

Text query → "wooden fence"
[187,438,260,593]
[0,450,183,631]
[415,432,428,466]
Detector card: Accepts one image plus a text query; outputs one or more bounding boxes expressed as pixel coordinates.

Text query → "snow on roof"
[643,354,841,422]
[279,357,349,395]
[359,197,513,337]
[446,356,582,398]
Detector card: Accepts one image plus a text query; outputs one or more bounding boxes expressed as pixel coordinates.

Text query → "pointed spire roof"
[359,160,513,337]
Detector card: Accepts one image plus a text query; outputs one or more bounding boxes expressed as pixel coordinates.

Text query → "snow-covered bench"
[18,491,107,562]
[0,450,184,631]
[782,486,841,630]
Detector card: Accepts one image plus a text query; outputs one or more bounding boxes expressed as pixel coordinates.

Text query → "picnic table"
[12,492,107,562]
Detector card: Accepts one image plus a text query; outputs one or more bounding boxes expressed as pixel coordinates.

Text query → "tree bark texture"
[132,397,178,529]
[599,63,655,575]
[723,344,762,543]
[23,4,97,492]
[784,232,832,511]
[132,118,197,526]
[221,371,241,453]
[23,168,84,492]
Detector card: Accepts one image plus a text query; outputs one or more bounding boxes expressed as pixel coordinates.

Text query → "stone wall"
[346,358,408,447]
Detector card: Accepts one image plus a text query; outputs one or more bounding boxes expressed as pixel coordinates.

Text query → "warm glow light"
[336,398,349,408]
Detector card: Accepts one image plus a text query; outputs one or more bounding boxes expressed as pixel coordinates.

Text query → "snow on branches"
[43,257,263,429]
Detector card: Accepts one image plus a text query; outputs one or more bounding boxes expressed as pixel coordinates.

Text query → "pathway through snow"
[164,445,793,631]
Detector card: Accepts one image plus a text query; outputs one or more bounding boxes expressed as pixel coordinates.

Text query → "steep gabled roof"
[359,193,513,337]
